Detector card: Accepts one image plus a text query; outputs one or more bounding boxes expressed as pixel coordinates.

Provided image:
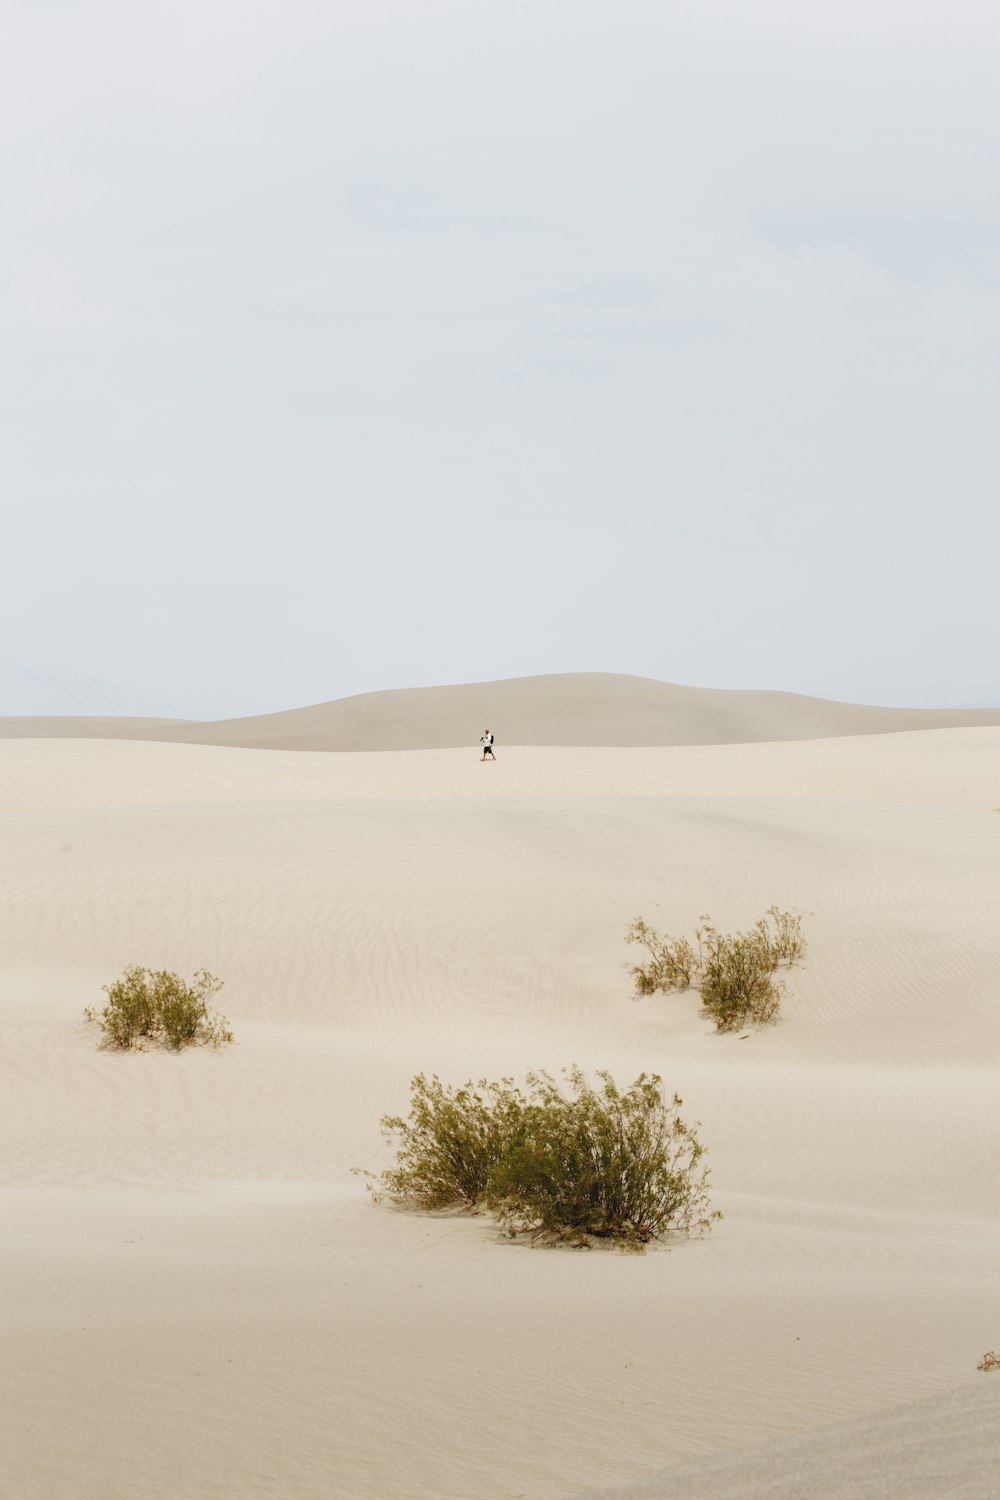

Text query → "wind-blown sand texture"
[2,722,998,1498]
[4,671,1000,748]
[584,1384,1000,1499]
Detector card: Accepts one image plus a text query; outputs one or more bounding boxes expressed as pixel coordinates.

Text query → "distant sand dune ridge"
[3,671,1000,749]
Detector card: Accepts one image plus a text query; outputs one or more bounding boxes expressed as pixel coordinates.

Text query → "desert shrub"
[487,1067,719,1248]
[978,1350,999,1372]
[369,1073,528,1209]
[757,906,807,966]
[626,908,806,1031]
[624,919,697,995]
[87,967,158,1048]
[85,965,232,1051]
[365,1067,719,1251]
[698,927,783,1031]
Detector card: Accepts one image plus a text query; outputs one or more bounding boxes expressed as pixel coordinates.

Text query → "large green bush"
[370,1073,527,1209]
[487,1067,718,1247]
[366,1066,718,1250]
[625,908,806,1032]
[85,965,232,1051]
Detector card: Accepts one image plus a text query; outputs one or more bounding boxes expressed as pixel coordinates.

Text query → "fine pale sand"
[2,724,998,1498]
[584,1384,1000,1499]
[4,671,1000,748]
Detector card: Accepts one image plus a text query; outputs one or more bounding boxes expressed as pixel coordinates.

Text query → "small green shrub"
[365,1066,719,1251]
[368,1073,527,1209]
[625,909,807,1031]
[487,1067,719,1248]
[757,906,807,966]
[85,965,232,1051]
[88,968,158,1048]
[624,919,697,995]
[698,927,783,1031]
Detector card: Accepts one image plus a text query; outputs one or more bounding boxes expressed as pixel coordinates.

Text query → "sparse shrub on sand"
[85,965,232,1051]
[623,919,697,994]
[625,908,806,1032]
[697,923,783,1031]
[486,1067,719,1248]
[978,1350,999,1371]
[365,1067,718,1251]
[368,1073,527,1209]
[757,905,807,966]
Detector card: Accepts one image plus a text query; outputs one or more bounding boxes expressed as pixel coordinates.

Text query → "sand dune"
[3,726,1000,816]
[585,1384,1000,1499]
[0,715,183,739]
[2,727,997,1498]
[3,672,1000,749]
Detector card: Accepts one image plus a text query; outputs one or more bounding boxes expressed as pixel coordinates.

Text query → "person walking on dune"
[480,729,496,762]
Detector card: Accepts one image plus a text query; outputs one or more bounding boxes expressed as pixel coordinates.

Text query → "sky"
[3,0,999,718]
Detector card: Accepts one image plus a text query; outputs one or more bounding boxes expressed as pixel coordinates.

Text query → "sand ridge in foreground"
[584,1384,1000,1500]
[1,726,998,1499]
[3,670,1000,748]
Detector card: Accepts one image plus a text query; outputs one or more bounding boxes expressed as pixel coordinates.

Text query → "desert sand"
[5,671,1000,749]
[1,697,998,1498]
[583,1383,1000,1498]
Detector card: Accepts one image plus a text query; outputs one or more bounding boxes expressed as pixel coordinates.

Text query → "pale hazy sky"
[3,0,999,717]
